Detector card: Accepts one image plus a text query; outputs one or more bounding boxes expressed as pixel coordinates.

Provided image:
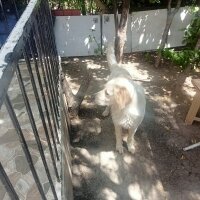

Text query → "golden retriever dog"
[95,44,146,154]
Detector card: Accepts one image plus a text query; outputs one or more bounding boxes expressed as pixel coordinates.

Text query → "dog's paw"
[127,144,136,154]
[102,109,109,117]
[116,145,124,154]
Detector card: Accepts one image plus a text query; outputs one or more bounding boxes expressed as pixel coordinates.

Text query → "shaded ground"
[62,53,200,200]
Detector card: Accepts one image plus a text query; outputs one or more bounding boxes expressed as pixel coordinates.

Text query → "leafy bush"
[162,49,200,69]
[162,8,200,69]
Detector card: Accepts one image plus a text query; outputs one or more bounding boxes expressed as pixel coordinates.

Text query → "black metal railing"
[0,0,64,199]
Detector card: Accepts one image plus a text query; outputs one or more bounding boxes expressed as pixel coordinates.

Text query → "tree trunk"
[195,36,200,50]
[114,0,130,64]
[61,70,92,118]
[89,0,93,14]
[81,0,87,15]
[155,0,182,68]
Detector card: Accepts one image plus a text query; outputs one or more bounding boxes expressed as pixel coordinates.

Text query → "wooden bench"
[185,79,200,125]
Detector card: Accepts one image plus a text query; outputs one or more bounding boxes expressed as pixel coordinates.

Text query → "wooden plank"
[194,117,200,122]
[192,79,200,93]
[185,92,200,125]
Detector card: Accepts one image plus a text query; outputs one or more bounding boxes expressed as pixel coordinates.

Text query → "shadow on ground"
[62,54,200,200]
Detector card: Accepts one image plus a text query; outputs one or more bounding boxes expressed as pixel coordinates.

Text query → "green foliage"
[49,0,97,15]
[88,34,102,55]
[162,49,200,69]
[162,8,200,69]
[182,9,200,49]
[149,0,160,4]
[49,0,199,13]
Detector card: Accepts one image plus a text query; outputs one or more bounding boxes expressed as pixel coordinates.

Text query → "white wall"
[131,7,193,51]
[167,7,193,48]
[102,14,132,53]
[131,9,166,51]
[54,15,101,57]
[54,7,193,57]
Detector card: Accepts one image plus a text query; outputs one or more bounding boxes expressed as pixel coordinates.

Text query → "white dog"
[95,44,146,154]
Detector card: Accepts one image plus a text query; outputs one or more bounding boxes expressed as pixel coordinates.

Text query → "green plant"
[183,8,200,49]
[88,34,102,55]
[162,49,200,69]
[162,8,200,69]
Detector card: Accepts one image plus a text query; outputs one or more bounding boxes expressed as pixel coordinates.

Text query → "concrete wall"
[131,7,193,51]
[54,7,193,57]
[54,15,101,57]
[60,63,73,200]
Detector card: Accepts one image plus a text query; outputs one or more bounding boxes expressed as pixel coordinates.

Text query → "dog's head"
[95,79,132,110]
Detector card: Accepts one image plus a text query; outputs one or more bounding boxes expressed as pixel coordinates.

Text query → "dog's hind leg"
[102,106,110,117]
[127,128,137,154]
[114,125,123,154]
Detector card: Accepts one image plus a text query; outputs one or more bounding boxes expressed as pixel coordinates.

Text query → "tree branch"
[61,70,92,118]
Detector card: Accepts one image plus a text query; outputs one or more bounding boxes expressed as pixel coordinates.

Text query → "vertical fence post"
[22,45,60,181]
[4,95,47,200]
[0,162,19,200]
[16,63,58,200]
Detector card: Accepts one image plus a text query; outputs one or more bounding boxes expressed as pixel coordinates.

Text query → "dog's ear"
[113,86,131,110]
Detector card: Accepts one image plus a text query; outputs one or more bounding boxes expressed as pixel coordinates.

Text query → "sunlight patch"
[101,188,117,200]
[180,9,188,21]
[182,76,196,97]
[80,148,92,160]
[100,152,121,184]
[139,33,144,44]
[124,64,152,81]
[128,183,143,200]
[123,154,134,164]
[147,181,165,200]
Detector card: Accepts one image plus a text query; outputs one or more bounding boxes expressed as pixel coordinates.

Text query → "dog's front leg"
[102,106,110,117]
[114,125,123,154]
[127,128,137,154]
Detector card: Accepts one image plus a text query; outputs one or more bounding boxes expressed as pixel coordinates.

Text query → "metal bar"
[33,17,60,129]
[0,0,39,109]
[37,15,60,117]
[45,9,59,81]
[35,13,60,125]
[23,45,60,181]
[0,162,19,200]
[32,25,60,145]
[38,9,59,112]
[42,12,58,87]
[37,6,59,110]
[28,35,60,159]
[39,2,58,81]
[42,0,59,82]
[16,64,58,199]
[43,0,59,68]
[4,94,47,200]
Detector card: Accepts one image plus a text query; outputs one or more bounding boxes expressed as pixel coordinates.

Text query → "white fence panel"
[131,7,193,52]
[54,15,101,57]
[54,7,193,56]
[131,9,166,52]
[102,14,132,53]
[167,7,193,48]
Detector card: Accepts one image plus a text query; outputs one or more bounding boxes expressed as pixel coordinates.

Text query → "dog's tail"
[106,43,117,68]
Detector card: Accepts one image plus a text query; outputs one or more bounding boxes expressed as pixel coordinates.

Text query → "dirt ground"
[62,53,200,200]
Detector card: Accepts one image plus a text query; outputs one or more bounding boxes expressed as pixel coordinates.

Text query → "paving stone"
[15,155,38,175]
